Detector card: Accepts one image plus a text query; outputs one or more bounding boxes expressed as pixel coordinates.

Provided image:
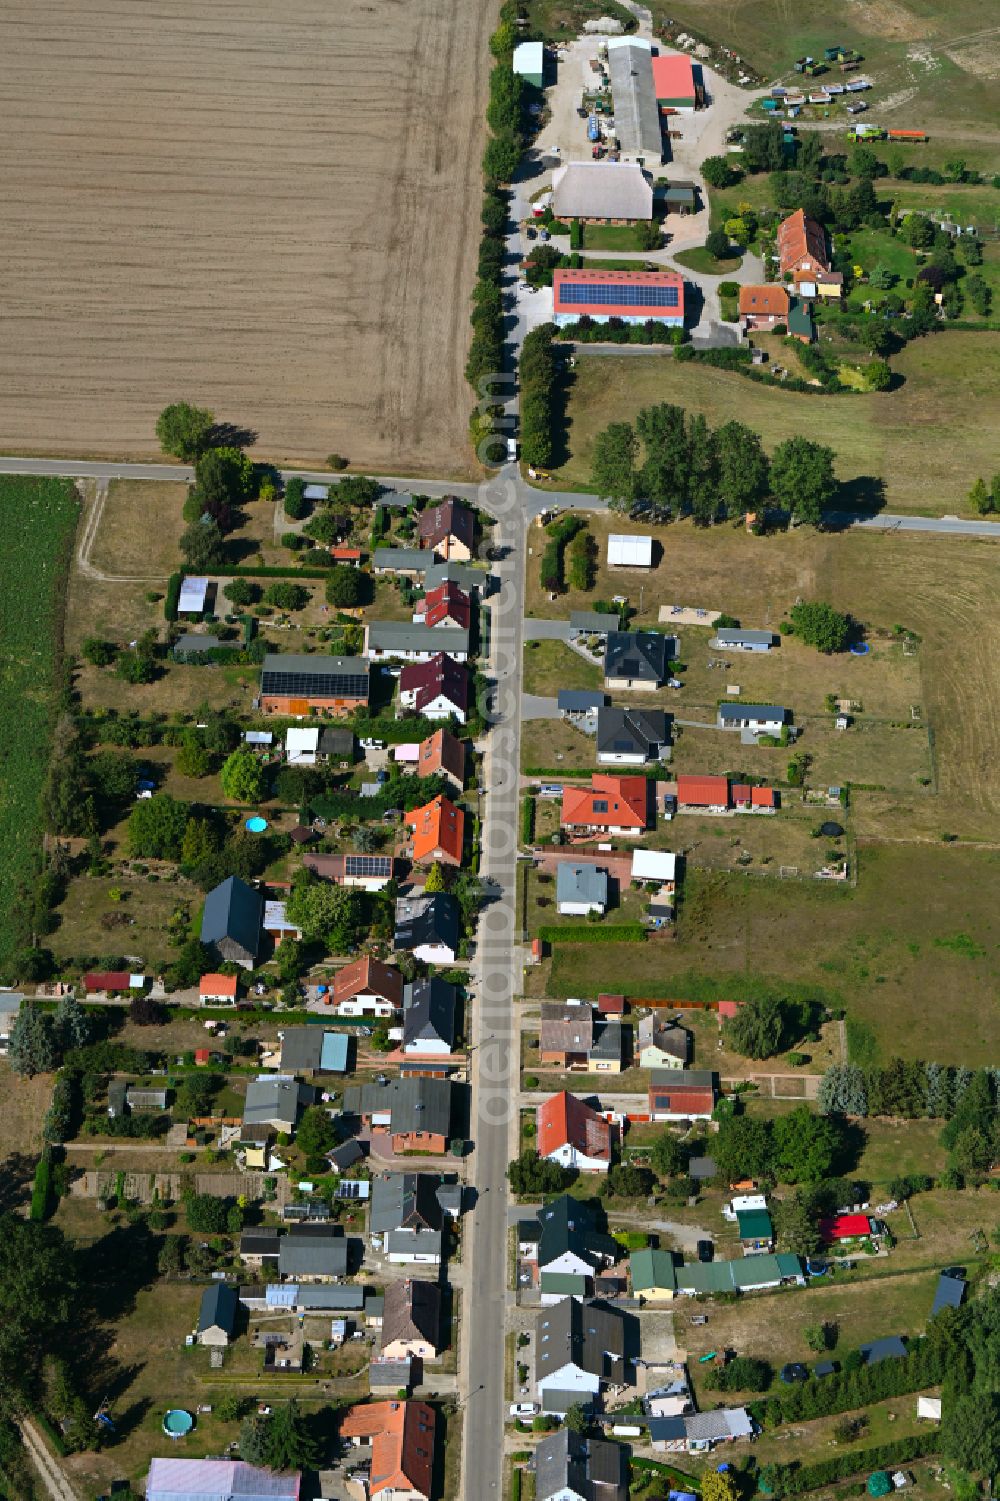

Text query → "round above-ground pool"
[163,1409,194,1438]
[245,816,268,833]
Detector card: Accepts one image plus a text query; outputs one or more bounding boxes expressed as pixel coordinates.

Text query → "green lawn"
[673,246,743,275]
[537,843,1000,1067]
[551,332,1000,515]
[522,640,602,696]
[582,223,654,252]
[0,477,79,979]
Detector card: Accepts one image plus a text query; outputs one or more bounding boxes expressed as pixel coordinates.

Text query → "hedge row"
[537,924,645,944]
[753,1342,946,1429]
[524,765,661,779]
[520,324,561,470]
[521,795,536,844]
[164,571,183,622]
[765,1432,939,1497]
[555,317,685,346]
[539,513,584,593]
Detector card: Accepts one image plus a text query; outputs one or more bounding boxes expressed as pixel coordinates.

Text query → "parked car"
[509,1403,538,1418]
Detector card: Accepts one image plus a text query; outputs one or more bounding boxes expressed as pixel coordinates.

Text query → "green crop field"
[0,476,79,978]
[551,333,1000,515]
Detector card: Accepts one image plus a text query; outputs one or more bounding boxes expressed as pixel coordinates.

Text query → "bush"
[718,281,740,299]
[284,476,308,519]
[264,582,309,611]
[164,572,183,622]
[327,453,348,471]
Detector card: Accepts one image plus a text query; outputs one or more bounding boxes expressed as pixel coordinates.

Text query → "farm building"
[552,161,655,223]
[605,630,668,690]
[607,37,662,161]
[713,628,777,652]
[556,862,609,917]
[259,654,369,717]
[652,51,697,111]
[553,268,684,328]
[513,39,544,86]
[717,703,789,735]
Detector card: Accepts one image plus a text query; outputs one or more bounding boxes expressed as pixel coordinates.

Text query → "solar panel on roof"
[261,667,368,698]
[345,855,392,877]
[560,283,680,307]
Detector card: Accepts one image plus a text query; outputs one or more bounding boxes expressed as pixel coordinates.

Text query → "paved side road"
[2,456,999,539]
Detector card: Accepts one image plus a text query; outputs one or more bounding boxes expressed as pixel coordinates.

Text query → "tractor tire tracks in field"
[75,480,168,584]
[20,1417,80,1501]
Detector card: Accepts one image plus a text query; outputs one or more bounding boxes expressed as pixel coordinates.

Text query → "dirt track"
[0,0,496,474]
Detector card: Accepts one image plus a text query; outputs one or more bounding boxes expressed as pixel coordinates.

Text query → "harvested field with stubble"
[0,0,495,474]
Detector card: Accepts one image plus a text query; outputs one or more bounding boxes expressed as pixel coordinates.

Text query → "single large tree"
[7,1002,58,1078]
[325,565,366,608]
[723,995,787,1060]
[156,401,215,461]
[285,879,365,952]
[773,1104,842,1183]
[770,436,837,525]
[591,422,639,510]
[788,600,851,654]
[128,793,191,860]
[180,518,228,571]
[715,420,770,517]
[296,1106,336,1162]
[262,1400,322,1470]
[53,994,90,1053]
[220,749,268,805]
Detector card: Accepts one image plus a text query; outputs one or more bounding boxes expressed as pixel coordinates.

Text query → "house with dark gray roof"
[278,1232,347,1282]
[200,876,264,969]
[394,893,460,965]
[536,1298,637,1410]
[713,628,777,652]
[343,1077,458,1154]
[860,1335,908,1365]
[243,1076,316,1134]
[559,689,609,719]
[239,1230,281,1267]
[198,1283,238,1347]
[373,547,430,578]
[717,703,789,734]
[636,1014,689,1070]
[604,632,669,691]
[931,1271,966,1317]
[402,977,458,1055]
[370,1173,459,1243]
[596,707,671,765]
[366,620,470,663]
[519,1196,619,1303]
[534,1427,628,1501]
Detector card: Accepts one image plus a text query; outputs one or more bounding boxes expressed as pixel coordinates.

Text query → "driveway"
[521,692,559,721]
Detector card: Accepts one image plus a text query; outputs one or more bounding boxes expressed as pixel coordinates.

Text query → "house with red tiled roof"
[738,284,789,330]
[339,1400,436,1501]
[561,774,649,835]
[413,581,471,631]
[777,209,843,300]
[648,1069,718,1122]
[538,1091,614,1173]
[398,653,469,723]
[406,795,465,867]
[732,784,779,814]
[417,498,475,562]
[331,957,403,1018]
[417,728,466,793]
[676,774,730,812]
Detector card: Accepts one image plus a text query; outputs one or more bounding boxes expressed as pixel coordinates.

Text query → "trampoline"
[163,1409,194,1438]
[849,642,870,656]
[245,816,268,833]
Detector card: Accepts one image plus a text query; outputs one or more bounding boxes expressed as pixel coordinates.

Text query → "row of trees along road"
[591,401,837,525]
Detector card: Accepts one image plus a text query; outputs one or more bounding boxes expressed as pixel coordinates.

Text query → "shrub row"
[752,1341,946,1429]
[555,316,685,346]
[539,514,584,593]
[520,324,561,470]
[43,1070,79,1144]
[164,571,183,622]
[764,1432,939,1497]
[521,795,536,844]
[537,924,645,944]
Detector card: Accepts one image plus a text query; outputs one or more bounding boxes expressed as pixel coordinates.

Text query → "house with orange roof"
[538,1091,614,1173]
[738,284,789,330]
[199,973,239,1007]
[561,774,649,836]
[331,956,404,1018]
[676,774,730,813]
[406,795,465,867]
[417,728,466,793]
[339,1400,436,1501]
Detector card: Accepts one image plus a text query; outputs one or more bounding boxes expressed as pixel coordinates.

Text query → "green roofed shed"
[736,1208,774,1242]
